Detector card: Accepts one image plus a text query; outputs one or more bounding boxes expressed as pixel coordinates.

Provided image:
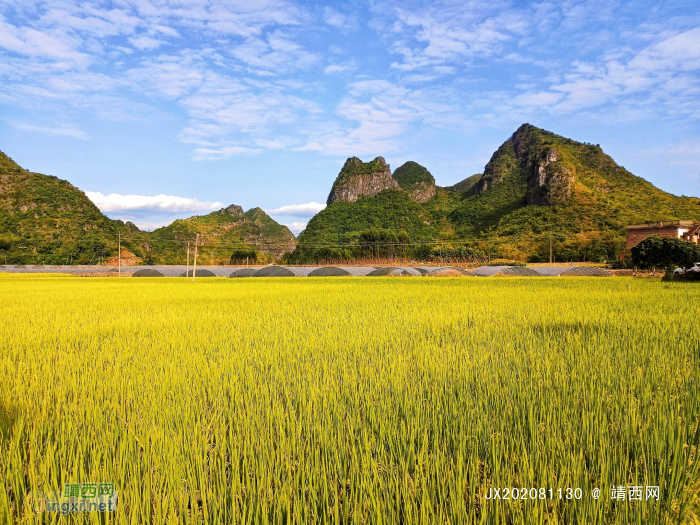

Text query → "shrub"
[487,259,527,267]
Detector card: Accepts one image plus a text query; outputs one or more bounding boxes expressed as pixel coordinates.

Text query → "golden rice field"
[1,274,700,524]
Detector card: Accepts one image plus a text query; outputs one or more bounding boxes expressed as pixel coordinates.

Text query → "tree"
[663,237,700,269]
[631,235,700,272]
[231,249,257,264]
[358,229,400,260]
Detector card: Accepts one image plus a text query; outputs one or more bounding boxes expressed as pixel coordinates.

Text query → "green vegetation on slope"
[393,161,435,190]
[0,152,296,265]
[147,205,296,264]
[337,156,387,178]
[443,173,482,193]
[462,125,700,260]
[0,151,21,173]
[301,190,436,245]
[0,152,147,264]
[287,190,437,262]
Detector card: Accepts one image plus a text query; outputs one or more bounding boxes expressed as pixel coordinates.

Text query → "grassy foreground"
[1,275,699,524]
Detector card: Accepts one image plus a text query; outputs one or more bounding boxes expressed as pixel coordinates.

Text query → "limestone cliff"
[475,123,576,206]
[526,146,575,205]
[326,157,399,205]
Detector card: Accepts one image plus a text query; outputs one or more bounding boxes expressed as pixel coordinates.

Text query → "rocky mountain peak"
[327,156,399,205]
[475,123,576,205]
[221,204,245,217]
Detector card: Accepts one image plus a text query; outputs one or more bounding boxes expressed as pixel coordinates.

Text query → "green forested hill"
[0,151,135,264]
[291,124,700,262]
[300,190,436,245]
[0,152,295,264]
[147,205,297,264]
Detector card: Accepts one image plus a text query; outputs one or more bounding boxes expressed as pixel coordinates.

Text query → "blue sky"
[1,0,699,232]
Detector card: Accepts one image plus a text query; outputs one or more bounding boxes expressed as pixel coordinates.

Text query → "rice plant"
[1,274,699,524]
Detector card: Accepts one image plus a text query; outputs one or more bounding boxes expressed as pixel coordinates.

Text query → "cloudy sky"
[1,0,699,232]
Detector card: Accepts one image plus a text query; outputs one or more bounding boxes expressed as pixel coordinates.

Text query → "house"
[626,221,700,249]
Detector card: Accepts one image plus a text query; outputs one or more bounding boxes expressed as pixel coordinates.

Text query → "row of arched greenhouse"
[0,264,613,277]
[129,265,612,278]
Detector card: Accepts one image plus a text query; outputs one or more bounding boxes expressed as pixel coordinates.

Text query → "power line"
[4,228,499,250]
[105,234,492,249]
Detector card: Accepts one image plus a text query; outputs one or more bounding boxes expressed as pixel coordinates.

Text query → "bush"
[486,259,527,267]
[428,245,486,263]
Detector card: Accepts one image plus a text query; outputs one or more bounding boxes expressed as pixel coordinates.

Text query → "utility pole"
[186,241,190,278]
[549,230,553,265]
[192,234,199,282]
[118,231,122,277]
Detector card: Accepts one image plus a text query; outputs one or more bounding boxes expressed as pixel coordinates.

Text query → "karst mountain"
[2,123,699,264]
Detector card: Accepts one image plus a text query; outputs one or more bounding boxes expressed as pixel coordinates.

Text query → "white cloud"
[629,27,700,73]
[177,74,321,144]
[293,142,323,152]
[46,72,120,93]
[284,221,307,233]
[385,1,525,71]
[152,25,180,38]
[323,7,347,29]
[254,138,287,149]
[266,201,326,216]
[510,91,564,108]
[126,219,172,231]
[324,62,355,74]
[38,5,143,39]
[299,79,458,156]
[85,192,223,213]
[493,25,700,117]
[13,122,89,139]
[127,57,205,99]
[230,31,319,73]
[192,146,262,160]
[129,35,165,50]
[0,17,89,67]
[0,0,319,153]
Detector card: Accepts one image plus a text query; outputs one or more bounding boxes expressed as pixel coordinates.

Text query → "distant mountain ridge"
[3,123,699,265]
[290,123,700,263]
[0,152,296,264]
